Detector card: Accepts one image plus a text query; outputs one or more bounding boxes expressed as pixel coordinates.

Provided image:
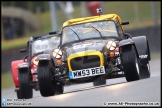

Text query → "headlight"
[52,48,63,59]
[32,56,39,65]
[106,41,116,51]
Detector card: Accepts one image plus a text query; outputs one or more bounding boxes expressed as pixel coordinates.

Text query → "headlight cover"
[52,48,63,59]
[106,41,116,51]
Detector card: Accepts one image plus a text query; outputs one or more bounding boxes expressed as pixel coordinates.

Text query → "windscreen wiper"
[91,26,103,38]
[69,27,81,41]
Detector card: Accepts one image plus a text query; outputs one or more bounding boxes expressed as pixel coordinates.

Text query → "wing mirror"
[20,49,27,53]
[121,21,129,25]
[49,31,60,35]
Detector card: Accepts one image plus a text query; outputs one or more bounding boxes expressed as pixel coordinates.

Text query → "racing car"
[11,31,61,99]
[36,8,151,97]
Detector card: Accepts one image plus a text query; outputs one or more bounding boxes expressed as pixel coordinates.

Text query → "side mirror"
[49,31,58,35]
[121,21,129,25]
[20,49,26,53]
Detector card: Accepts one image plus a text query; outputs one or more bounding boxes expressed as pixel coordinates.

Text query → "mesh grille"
[70,55,100,71]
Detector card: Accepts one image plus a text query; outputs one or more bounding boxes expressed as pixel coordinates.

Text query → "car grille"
[70,55,100,71]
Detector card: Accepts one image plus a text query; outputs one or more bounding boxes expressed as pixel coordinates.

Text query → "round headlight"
[52,48,62,59]
[106,41,116,51]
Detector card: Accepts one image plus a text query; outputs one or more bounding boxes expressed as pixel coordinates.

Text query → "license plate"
[69,66,105,79]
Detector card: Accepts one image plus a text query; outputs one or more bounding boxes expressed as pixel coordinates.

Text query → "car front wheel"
[37,61,55,97]
[139,63,151,79]
[16,89,22,99]
[18,68,33,99]
[55,82,64,95]
[120,45,140,82]
[93,75,106,86]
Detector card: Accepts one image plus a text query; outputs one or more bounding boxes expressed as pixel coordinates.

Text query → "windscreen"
[32,36,60,56]
[62,20,118,45]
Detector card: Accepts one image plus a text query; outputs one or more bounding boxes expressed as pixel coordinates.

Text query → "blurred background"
[1,1,161,89]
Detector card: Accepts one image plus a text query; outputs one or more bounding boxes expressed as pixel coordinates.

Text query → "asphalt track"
[2,58,161,106]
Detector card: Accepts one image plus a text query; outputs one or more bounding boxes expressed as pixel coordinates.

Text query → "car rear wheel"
[120,45,140,82]
[55,82,64,95]
[16,90,22,99]
[18,68,33,99]
[38,61,55,97]
[93,76,106,86]
[139,63,151,79]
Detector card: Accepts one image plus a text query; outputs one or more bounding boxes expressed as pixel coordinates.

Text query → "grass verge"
[151,52,161,60]
[1,31,40,50]
[1,2,161,50]
[1,71,14,89]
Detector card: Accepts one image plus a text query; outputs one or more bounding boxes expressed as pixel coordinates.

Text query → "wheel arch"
[11,60,24,87]
[132,36,150,66]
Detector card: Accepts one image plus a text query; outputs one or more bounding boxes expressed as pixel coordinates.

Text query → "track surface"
[2,59,161,106]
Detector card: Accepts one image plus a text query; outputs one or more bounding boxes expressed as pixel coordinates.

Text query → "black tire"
[120,45,140,82]
[38,61,55,97]
[16,90,22,99]
[93,76,106,86]
[18,68,33,99]
[55,83,64,95]
[139,63,151,79]
[139,40,151,79]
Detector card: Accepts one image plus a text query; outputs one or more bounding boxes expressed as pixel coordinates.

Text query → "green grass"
[151,52,161,60]
[2,37,30,50]
[1,72,14,89]
[1,1,161,50]
[1,31,41,50]
[104,2,161,22]
[1,52,160,89]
